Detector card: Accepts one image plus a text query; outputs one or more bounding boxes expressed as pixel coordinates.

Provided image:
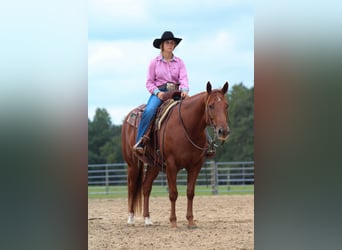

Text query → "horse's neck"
[181,93,207,131]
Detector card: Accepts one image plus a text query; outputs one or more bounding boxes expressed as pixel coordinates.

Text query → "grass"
[88,185,254,199]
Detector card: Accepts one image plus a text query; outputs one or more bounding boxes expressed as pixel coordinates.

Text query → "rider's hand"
[157,92,165,100]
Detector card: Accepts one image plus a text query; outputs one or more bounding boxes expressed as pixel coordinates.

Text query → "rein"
[178,95,221,152]
[178,100,208,151]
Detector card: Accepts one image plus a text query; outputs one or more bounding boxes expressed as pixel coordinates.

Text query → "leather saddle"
[126,90,181,129]
[126,91,182,167]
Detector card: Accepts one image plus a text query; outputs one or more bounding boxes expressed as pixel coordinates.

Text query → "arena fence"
[88,161,254,196]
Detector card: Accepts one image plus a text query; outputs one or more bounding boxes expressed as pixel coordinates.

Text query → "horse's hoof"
[127,213,134,226]
[170,222,178,229]
[144,217,153,226]
[187,224,198,229]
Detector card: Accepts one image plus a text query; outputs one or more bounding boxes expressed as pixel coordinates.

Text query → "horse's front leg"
[166,164,179,228]
[142,165,159,226]
[186,165,202,228]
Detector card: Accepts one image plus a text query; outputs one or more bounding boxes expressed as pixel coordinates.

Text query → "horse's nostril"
[217,128,230,137]
[218,128,227,135]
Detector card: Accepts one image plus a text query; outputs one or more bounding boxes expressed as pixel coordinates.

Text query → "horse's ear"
[222,81,229,94]
[206,81,212,94]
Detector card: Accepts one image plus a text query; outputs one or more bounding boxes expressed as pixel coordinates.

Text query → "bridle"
[178,92,227,152]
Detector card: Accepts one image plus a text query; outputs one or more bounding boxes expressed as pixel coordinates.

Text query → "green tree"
[216,83,254,161]
[100,125,123,163]
[88,108,113,164]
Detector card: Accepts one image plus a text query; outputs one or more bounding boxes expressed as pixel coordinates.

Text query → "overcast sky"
[88,0,254,125]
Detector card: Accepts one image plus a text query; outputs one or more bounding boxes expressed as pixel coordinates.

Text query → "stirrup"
[133,138,144,154]
[135,146,144,155]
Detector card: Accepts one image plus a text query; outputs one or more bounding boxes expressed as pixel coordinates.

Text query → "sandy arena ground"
[88,195,254,250]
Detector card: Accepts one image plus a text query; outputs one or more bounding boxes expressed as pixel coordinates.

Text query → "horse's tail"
[128,160,144,216]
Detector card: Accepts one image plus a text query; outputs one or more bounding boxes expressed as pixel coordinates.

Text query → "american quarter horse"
[121,82,230,228]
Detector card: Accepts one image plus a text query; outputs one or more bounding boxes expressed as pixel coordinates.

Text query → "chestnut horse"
[121,82,230,228]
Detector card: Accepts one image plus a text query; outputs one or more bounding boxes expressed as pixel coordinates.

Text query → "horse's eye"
[209,104,214,109]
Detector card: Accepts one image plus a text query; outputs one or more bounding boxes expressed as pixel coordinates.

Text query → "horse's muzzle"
[217,127,230,141]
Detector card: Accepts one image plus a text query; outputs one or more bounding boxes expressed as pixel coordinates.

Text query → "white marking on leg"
[144,217,153,226]
[127,213,134,225]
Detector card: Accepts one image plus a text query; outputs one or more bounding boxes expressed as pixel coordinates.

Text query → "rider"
[133,31,189,154]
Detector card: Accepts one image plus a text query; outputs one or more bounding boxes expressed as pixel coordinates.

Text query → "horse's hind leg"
[127,160,143,225]
[142,165,159,225]
[127,163,137,225]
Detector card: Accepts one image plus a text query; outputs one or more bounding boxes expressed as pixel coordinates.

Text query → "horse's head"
[205,81,230,141]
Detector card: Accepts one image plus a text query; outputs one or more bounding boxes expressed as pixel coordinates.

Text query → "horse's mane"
[185,91,205,102]
[185,88,224,102]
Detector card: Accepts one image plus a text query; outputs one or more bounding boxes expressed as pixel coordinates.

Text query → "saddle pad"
[126,104,146,128]
[157,100,180,129]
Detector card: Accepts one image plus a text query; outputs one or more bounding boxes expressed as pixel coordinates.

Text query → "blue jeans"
[136,94,163,143]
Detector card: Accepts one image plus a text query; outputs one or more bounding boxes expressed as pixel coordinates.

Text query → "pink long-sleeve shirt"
[146,54,189,95]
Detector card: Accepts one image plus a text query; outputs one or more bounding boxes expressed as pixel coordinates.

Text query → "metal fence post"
[211,161,218,195]
[227,170,231,191]
[242,163,245,185]
[105,164,109,194]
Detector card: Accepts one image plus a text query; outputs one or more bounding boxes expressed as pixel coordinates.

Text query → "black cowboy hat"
[153,31,182,49]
